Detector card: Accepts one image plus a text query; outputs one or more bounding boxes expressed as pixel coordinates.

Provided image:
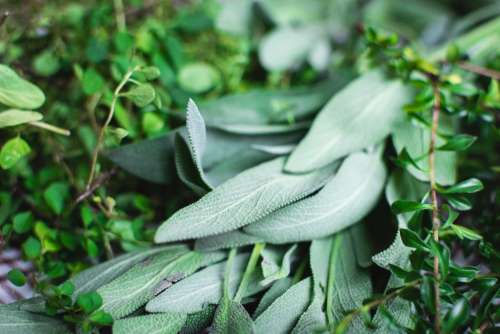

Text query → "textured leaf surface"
[254,278,312,334]
[147,253,260,313]
[199,76,351,133]
[113,313,187,334]
[155,156,335,243]
[260,245,297,286]
[0,109,43,128]
[286,70,412,172]
[0,309,69,334]
[212,299,255,334]
[180,305,216,334]
[98,246,202,318]
[195,231,265,251]
[70,246,174,299]
[392,114,457,185]
[245,150,386,243]
[0,65,45,109]
[253,277,293,318]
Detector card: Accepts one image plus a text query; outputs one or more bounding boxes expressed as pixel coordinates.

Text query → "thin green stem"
[326,235,342,330]
[224,248,237,298]
[234,243,264,303]
[114,0,126,32]
[86,68,136,189]
[29,121,70,136]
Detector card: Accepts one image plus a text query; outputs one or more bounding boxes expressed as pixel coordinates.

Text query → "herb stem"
[224,248,238,298]
[86,68,136,189]
[430,79,442,334]
[234,243,264,303]
[29,121,70,136]
[326,235,342,330]
[458,61,500,80]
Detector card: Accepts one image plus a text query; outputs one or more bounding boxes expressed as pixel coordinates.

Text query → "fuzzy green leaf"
[195,231,265,252]
[113,313,187,334]
[155,156,335,243]
[0,309,70,334]
[245,150,386,243]
[260,245,297,286]
[212,299,255,334]
[286,70,411,172]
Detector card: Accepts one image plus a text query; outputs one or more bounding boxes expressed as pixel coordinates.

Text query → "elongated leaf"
[113,313,187,334]
[180,305,217,334]
[155,156,336,243]
[97,246,203,318]
[195,231,265,251]
[260,245,297,286]
[254,278,313,334]
[0,109,43,128]
[0,309,69,334]
[253,277,293,318]
[245,150,386,243]
[147,253,262,313]
[212,299,255,334]
[286,70,412,172]
[70,246,174,299]
[0,64,45,109]
[392,114,457,185]
[198,75,352,134]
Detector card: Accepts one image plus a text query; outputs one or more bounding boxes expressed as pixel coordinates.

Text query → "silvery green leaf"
[323,228,372,332]
[147,253,262,313]
[0,64,45,110]
[259,25,326,72]
[180,305,216,334]
[70,246,175,299]
[155,156,336,243]
[291,295,326,334]
[307,38,332,71]
[253,277,293,318]
[245,150,386,243]
[251,144,295,155]
[199,76,351,134]
[254,278,313,334]
[106,131,177,184]
[0,309,70,334]
[113,313,187,334]
[216,0,253,36]
[195,231,265,251]
[256,0,329,26]
[0,109,43,128]
[285,70,412,172]
[98,246,202,318]
[392,114,457,185]
[212,299,255,334]
[260,245,297,286]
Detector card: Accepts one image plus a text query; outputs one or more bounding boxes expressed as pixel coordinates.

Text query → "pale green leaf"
[212,299,255,334]
[0,109,43,128]
[0,64,45,109]
[97,246,202,318]
[146,253,263,313]
[155,156,336,243]
[254,278,313,334]
[178,63,220,94]
[245,150,386,243]
[0,309,69,334]
[180,305,217,334]
[285,70,412,172]
[0,136,31,170]
[195,231,265,252]
[260,245,297,286]
[253,277,293,318]
[69,246,176,299]
[113,313,187,334]
[392,114,457,185]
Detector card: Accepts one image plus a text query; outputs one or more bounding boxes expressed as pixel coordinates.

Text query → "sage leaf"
[198,75,352,134]
[253,277,293,318]
[0,64,45,109]
[260,245,297,286]
[212,299,255,334]
[147,253,262,313]
[69,246,176,299]
[180,305,217,334]
[195,231,265,252]
[254,278,313,334]
[113,313,187,334]
[0,309,70,334]
[0,109,43,128]
[97,246,202,318]
[155,156,336,243]
[245,150,386,243]
[392,113,457,185]
[285,70,412,172]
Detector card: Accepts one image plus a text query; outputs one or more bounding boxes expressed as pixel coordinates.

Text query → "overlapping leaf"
[285,70,412,172]
[245,150,386,243]
[0,65,45,110]
[113,313,187,334]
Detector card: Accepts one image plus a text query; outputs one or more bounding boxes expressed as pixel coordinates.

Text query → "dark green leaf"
[437,134,476,151]
[400,229,429,251]
[391,200,433,214]
[442,298,470,334]
[440,178,483,194]
[7,269,26,287]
